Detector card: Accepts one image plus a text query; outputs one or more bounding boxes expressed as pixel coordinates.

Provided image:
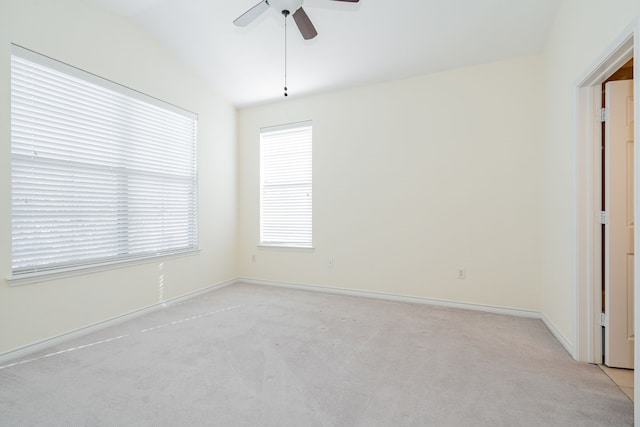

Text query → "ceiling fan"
[233,0,360,40]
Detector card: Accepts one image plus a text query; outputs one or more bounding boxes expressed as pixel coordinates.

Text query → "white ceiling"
[85,0,561,107]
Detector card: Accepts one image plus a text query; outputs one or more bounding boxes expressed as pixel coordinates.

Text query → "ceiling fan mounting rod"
[270,0,303,14]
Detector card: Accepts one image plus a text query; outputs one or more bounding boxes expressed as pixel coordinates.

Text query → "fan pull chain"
[283,11,288,97]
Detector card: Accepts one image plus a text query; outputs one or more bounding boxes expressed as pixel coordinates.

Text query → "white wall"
[0,0,238,354]
[539,0,640,349]
[238,56,544,312]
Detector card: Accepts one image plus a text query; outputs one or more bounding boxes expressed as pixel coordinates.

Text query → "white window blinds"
[260,122,312,248]
[10,45,198,276]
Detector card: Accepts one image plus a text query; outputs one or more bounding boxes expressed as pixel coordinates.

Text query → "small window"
[260,121,312,248]
[10,45,198,278]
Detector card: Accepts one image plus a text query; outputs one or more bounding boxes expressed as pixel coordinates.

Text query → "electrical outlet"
[457,267,465,279]
[251,254,256,263]
[328,258,334,269]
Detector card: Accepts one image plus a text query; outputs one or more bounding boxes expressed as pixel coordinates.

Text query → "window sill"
[257,244,315,253]
[6,249,201,287]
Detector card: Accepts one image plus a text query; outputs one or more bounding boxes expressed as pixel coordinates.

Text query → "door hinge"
[600,312,609,327]
[600,107,609,123]
[599,211,609,225]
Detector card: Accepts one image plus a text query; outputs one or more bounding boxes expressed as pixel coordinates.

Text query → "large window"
[10,45,198,280]
[260,121,312,248]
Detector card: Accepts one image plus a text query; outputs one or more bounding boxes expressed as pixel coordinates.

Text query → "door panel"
[605,79,635,369]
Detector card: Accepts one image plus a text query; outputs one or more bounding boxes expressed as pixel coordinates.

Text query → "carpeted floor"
[0,282,633,426]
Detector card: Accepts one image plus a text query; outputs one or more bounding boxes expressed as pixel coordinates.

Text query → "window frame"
[259,121,313,250]
[8,45,199,285]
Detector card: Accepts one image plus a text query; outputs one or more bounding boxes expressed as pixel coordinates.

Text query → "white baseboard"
[540,312,575,358]
[0,278,235,366]
[238,278,579,356]
[236,277,542,319]
[1,277,576,366]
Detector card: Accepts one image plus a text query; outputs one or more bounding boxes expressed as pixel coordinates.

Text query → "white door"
[605,79,635,369]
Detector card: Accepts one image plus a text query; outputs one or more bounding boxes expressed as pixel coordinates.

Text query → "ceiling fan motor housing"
[268,0,303,14]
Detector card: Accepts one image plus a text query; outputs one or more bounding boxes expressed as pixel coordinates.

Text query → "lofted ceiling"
[85,0,561,107]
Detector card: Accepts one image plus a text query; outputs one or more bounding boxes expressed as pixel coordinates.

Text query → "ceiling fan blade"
[292,7,318,40]
[233,0,270,27]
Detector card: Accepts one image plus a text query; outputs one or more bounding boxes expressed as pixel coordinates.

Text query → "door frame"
[575,31,633,364]
[575,17,639,408]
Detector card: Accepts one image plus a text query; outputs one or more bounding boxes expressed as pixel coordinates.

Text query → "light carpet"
[0,282,633,426]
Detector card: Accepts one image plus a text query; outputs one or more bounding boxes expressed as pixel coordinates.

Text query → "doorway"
[574,28,636,366]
